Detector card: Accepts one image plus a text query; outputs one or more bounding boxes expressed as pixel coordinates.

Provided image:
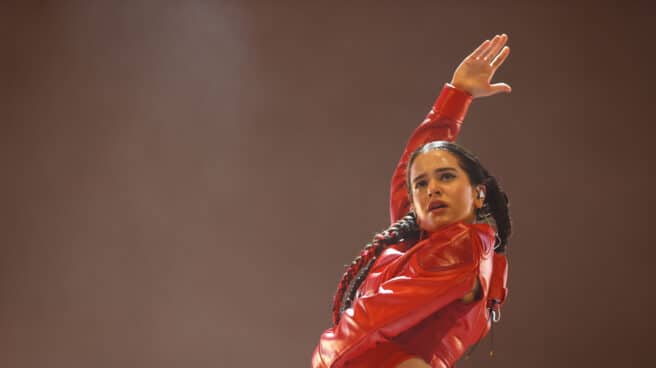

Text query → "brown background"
[1,1,654,367]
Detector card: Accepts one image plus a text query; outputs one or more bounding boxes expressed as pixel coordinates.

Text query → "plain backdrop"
[1,1,654,367]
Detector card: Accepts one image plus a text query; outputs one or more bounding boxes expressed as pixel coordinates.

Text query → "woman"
[312,34,513,368]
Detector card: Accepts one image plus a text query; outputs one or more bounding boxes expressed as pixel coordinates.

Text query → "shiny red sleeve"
[389,84,473,224]
[312,224,483,368]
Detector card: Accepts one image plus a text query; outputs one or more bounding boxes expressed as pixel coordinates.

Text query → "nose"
[427,179,442,197]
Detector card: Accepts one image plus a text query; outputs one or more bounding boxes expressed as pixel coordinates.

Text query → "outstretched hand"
[451,34,512,98]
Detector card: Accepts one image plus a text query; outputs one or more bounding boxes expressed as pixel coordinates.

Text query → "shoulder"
[370,240,414,272]
[468,223,496,256]
[412,223,496,270]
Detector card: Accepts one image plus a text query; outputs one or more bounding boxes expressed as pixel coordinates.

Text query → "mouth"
[428,201,448,212]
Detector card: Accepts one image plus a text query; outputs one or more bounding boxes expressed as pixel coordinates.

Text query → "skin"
[409,150,485,234]
[393,33,512,368]
[450,33,512,98]
[396,358,432,368]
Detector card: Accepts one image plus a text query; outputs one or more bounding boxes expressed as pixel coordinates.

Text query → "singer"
[312,34,513,368]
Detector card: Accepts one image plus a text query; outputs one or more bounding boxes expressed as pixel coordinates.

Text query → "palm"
[451,34,511,98]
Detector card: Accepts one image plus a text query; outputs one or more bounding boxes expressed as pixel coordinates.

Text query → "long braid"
[480,175,512,252]
[331,213,419,325]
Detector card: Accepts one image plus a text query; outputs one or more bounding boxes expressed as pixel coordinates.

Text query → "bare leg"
[396,357,431,368]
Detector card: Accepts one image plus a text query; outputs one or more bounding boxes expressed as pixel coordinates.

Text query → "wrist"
[448,81,471,95]
[433,83,473,123]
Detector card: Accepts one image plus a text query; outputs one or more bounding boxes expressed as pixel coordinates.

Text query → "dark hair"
[408,141,512,249]
[331,141,512,325]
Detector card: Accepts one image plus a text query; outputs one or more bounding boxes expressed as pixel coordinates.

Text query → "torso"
[353,222,496,366]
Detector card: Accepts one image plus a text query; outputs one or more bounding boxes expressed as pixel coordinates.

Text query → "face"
[409,150,485,233]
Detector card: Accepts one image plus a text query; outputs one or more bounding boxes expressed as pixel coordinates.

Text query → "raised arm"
[389,34,512,223]
[388,84,472,223]
[312,224,495,368]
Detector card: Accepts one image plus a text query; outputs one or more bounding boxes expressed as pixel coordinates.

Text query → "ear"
[474,185,486,209]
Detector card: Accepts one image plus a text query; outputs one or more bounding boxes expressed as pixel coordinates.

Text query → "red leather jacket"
[312,84,509,368]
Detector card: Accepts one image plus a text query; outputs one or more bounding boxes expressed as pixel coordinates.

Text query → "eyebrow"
[411,167,457,183]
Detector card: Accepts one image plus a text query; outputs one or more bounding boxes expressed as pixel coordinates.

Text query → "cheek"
[453,185,475,209]
[411,191,427,210]
[412,194,434,227]
[410,194,425,220]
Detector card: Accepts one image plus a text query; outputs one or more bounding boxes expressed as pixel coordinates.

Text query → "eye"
[440,172,456,181]
[415,180,427,189]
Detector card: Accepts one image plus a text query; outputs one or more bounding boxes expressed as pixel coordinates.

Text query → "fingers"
[467,39,491,60]
[481,34,507,61]
[491,46,510,69]
[490,82,512,95]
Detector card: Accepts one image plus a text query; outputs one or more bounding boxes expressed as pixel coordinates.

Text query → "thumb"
[489,83,512,95]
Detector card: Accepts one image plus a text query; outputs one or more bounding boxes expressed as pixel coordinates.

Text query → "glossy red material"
[312,84,509,367]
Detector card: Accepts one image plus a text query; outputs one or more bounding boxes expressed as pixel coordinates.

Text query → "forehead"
[410,150,461,177]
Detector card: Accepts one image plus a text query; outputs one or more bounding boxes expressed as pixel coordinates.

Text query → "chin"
[422,220,454,233]
[421,215,473,233]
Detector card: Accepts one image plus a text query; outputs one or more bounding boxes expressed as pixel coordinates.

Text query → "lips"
[428,200,448,211]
